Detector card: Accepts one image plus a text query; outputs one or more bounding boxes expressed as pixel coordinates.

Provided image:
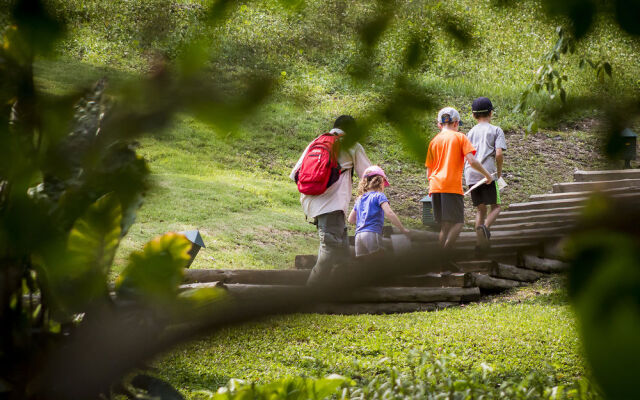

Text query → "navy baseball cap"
[472,97,494,113]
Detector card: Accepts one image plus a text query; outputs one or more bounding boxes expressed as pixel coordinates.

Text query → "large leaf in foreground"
[41,193,122,316]
[116,232,191,303]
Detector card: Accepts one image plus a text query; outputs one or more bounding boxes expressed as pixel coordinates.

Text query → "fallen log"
[522,255,570,273]
[224,284,481,303]
[310,302,459,315]
[471,273,523,292]
[491,263,543,282]
[574,169,640,182]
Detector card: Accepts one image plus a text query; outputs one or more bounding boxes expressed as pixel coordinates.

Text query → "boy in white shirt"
[464,97,507,248]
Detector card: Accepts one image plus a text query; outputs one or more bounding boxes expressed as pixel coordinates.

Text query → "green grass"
[154,277,585,398]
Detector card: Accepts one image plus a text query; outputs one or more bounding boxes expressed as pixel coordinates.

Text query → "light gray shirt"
[290,133,371,218]
[464,122,507,185]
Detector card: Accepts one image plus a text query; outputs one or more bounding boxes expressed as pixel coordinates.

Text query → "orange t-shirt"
[425,129,476,195]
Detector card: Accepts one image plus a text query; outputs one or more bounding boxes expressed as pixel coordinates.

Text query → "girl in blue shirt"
[348,165,410,256]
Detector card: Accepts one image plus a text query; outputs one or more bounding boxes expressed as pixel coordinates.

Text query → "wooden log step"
[241,263,473,287]
[387,273,473,288]
[522,255,570,273]
[184,269,309,285]
[511,191,640,211]
[542,241,570,261]
[529,186,640,202]
[444,260,496,273]
[471,273,523,291]
[180,281,226,290]
[224,284,481,303]
[508,197,590,212]
[492,212,577,226]
[491,219,576,232]
[310,302,459,315]
[491,263,543,282]
[553,178,640,193]
[500,206,582,219]
[574,169,640,182]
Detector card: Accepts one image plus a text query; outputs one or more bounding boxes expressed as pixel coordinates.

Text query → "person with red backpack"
[290,115,371,285]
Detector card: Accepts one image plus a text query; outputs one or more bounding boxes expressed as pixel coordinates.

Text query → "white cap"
[437,107,462,124]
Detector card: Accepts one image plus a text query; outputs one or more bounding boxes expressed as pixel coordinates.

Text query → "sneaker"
[476,224,490,249]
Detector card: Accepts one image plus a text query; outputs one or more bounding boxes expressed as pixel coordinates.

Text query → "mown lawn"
[154,277,585,398]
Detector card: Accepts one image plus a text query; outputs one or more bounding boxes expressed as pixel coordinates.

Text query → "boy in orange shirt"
[426,107,493,248]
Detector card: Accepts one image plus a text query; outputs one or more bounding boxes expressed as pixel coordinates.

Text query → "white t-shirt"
[464,122,507,185]
[290,134,371,218]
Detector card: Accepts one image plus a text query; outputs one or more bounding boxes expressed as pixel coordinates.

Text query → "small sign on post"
[180,230,206,268]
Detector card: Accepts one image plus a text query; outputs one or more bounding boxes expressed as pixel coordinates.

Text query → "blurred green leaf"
[39,193,121,316]
[116,232,191,302]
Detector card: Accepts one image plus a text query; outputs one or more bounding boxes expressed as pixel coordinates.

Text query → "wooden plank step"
[574,169,640,182]
[529,186,640,201]
[553,178,640,193]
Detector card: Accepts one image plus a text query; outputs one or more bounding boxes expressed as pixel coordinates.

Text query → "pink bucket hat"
[363,165,390,187]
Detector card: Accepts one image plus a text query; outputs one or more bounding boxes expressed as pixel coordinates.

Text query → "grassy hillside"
[36,0,638,272]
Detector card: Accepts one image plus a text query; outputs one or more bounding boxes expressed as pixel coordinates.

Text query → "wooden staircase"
[181,169,640,314]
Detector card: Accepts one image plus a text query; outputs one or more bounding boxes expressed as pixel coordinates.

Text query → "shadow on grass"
[482,275,569,307]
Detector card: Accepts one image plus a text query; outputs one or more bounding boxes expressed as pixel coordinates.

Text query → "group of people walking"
[291,97,507,285]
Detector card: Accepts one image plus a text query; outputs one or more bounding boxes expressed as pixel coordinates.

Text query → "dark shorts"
[470,181,500,207]
[432,193,464,224]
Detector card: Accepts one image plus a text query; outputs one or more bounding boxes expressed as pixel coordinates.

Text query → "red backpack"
[295,133,342,195]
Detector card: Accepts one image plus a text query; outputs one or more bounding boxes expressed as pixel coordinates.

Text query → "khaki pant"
[306,210,349,286]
